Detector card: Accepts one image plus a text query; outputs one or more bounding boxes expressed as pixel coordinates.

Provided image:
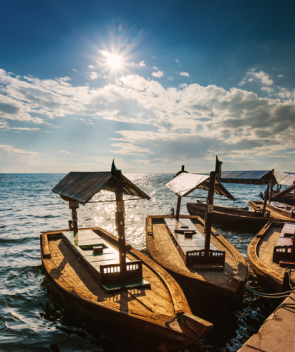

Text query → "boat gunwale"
[247,220,295,291]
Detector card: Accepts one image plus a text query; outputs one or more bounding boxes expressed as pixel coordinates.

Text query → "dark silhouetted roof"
[220,170,276,185]
[52,172,150,204]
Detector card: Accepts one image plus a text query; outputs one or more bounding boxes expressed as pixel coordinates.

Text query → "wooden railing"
[100,260,143,284]
[273,246,293,263]
[186,249,225,266]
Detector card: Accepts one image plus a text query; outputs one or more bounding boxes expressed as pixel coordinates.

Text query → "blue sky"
[0,0,294,173]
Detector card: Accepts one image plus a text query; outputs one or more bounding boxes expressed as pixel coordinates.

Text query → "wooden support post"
[269,182,272,204]
[175,196,182,221]
[115,170,126,283]
[262,183,269,215]
[204,171,216,263]
[72,208,78,233]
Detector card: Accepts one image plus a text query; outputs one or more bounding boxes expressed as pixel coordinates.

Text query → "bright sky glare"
[0,0,294,173]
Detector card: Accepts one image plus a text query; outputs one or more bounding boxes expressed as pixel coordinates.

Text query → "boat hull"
[41,227,212,351]
[186,203,268,229]
[146,215,248,321]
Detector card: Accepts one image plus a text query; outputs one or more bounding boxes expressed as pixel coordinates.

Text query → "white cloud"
[152,71,163,78]
[86,72,99,80]
[175,59,179,63]
[72,69,78,72]
[239,69,274,86]
[132,61,146,68]
[261,87,274,93]
[60,150,72,154]
[153,66,159,70]
[179,72,189,77]
[0,144,36,156]
[88,65,95,69]
[1,69,295,166]
[99,50,112,58]
[277,74,284,78]
[167,76,174,81]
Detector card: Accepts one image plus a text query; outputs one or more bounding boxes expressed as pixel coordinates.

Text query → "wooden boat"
[187,170,295,229]
[256,170,295,205]
[247,220,295,292]
[40,163,213,350]
[259,184,295,206]
[249,201,295,221]
[187,202,270,229]
[146,162,248,319]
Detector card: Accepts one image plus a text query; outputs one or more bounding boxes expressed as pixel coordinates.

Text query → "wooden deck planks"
[151,218,243,287]
[48,231,176,317]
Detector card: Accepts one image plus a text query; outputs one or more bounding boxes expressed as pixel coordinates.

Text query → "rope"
[165,312,204,352]
[245,284,294,299]
[286,268,295,290]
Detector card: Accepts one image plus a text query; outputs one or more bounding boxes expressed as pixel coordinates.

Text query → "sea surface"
[0,173,282,352]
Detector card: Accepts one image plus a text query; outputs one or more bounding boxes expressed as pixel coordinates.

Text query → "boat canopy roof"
[52,172,150,205]
[274,172,295,186]
[219,170,276,185]
[166,173,236,200]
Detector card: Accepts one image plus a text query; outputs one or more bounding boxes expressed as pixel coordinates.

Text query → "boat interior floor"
[151,218,247,288]
[48,229,176,319]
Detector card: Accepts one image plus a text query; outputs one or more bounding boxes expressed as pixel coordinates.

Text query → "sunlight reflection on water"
[0,173,282,352]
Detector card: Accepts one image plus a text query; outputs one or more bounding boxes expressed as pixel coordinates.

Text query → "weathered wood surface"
[164,218,217,253]
[237,291,295,352]
[247,221,295,291]
[146,215,248,302]
[41,227,213,349]
[250,201,295,221]
[187,203,269,228]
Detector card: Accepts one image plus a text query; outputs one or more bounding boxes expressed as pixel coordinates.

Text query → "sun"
[107,54,122,69]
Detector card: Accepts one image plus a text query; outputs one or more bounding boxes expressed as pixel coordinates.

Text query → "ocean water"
[0,173,281,352]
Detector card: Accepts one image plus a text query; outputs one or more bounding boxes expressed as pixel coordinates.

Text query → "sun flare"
[107,54,122,69]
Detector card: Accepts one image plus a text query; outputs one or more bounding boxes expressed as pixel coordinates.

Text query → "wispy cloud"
[277,74,284,78]
[239,69,274,86]
[175,59,179,63]
[261,87,274,93]
[132,61,146,67]
[86,72,99,80]
[60,150,72,154]
[0,144,36,156]
[88,65,95,69]
[152,71,163,78]
[179,72,189,77]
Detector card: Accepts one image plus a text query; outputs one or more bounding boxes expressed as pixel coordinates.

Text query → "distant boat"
[247,220,295,291]
[146,163,248,318]
[187,202,271,229]
[187,170,295,228]
[41,163,213,350]
[249,200,295,220]
[259,173,295,205]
